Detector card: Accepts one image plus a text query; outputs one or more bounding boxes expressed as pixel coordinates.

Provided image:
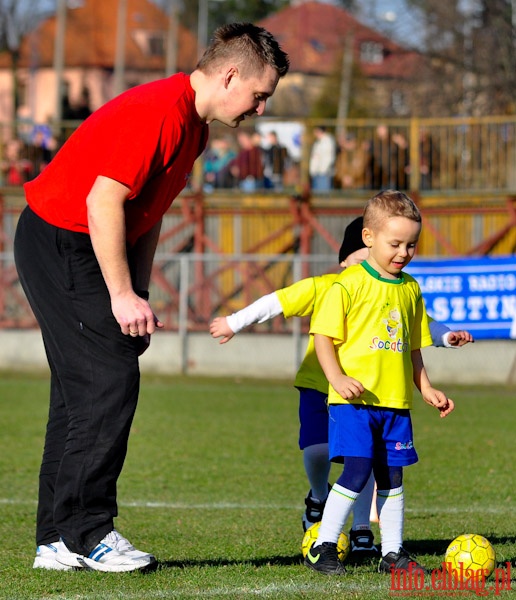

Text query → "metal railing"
[2,188,516,330]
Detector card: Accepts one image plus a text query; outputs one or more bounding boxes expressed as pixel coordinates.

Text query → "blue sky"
[326,0,482,48]
[354,0,425,46]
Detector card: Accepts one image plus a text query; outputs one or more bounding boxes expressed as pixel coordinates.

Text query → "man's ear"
[224,66,239,89]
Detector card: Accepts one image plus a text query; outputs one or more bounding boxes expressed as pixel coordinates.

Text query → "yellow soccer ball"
[301,521,350,563]
[444,534,496,579]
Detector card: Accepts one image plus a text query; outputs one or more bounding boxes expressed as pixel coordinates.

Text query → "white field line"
[0,497,512,514]
[29,580,385,600]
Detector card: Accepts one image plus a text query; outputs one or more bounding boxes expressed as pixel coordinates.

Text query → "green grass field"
[0,371,514,599]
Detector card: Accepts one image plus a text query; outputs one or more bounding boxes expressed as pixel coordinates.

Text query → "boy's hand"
[331,374,365,401]
[447,330,474,347]
[209,317,235,344]
[422,387,454,418]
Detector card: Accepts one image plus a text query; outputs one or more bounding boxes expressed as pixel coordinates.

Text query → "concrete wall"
[1,329,515,385]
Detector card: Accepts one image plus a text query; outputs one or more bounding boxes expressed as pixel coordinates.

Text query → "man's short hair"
[196,22,289,78]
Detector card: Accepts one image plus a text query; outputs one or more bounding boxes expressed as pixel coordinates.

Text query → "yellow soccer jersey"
[276,273,338,394]
[310,262,433,409]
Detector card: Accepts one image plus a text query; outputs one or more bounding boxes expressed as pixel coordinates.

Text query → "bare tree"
[405,0,515,115]
[153,0,293,38]
[474,0,516,114]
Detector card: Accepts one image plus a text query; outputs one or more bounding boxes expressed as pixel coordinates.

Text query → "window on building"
[132,31,165,57]
[360,41,384,64]
[309,39,325,53]
[148,34,165,57]
[391,90,409,115]
[16,78,28,108]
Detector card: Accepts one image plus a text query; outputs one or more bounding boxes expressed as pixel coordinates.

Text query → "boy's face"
[363,216,421,279]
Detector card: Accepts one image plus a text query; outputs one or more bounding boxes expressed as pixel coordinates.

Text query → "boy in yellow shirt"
[307,190,454,575]
[211,213,471,560]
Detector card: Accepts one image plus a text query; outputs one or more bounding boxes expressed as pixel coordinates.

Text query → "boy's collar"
[361,260,404,284]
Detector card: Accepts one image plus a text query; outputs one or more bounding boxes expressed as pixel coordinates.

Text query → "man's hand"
[112,291,163,337]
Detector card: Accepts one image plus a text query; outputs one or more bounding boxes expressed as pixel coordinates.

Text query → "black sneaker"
[302,485,331,532]
[304,542,346,575]
[350,528,378,553]
[378,547,429,575]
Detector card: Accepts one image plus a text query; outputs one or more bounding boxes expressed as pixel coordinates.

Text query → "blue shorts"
[328,404,418,467]
[297,387,328,449]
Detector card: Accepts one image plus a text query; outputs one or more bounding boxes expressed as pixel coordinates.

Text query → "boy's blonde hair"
[363,190,421,231]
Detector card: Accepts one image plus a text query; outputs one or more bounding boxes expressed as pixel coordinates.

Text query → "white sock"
[303,443,331,501]
[351,471,375,530]
[377,486,404,556]
[316,483,359,545]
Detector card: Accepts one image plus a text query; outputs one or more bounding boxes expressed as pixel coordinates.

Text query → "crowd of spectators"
[329,124,440,193]
[201,129,292,193]
[0,125,57,187]
[0,120,510,194]
[200,123,444,194]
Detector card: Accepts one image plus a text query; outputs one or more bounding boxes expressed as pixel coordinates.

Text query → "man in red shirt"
[14,22,288,573]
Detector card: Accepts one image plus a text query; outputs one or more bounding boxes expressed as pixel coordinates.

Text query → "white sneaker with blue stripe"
[33,541,74,570]
[56,530,157,572]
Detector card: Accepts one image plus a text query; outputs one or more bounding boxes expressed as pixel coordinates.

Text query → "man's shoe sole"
[78,555,157,572]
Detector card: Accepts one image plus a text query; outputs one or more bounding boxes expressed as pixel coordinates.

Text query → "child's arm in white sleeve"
[210,292,283,344]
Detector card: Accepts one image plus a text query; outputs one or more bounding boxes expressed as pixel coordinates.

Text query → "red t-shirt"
[25,73,208,247]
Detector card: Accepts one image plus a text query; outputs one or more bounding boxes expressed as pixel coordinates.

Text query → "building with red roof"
[0,0,197,126]
[258,0,426,117]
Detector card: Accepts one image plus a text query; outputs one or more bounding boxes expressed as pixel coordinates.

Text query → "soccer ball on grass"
[301,521,350,563]
[444,534,496,579]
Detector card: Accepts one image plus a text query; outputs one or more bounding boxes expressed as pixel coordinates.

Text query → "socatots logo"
[383,308,401,339]
[395,440,414,451]
[369,337,408,352]
[369,306,408,353]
